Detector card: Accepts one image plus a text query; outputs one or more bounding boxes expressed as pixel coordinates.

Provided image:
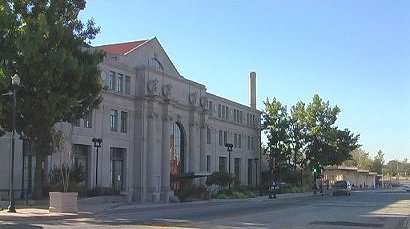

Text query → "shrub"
[206,171,235,189]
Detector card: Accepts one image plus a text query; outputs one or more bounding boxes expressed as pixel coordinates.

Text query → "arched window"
[170,122,185,175]
[148,58,164,70]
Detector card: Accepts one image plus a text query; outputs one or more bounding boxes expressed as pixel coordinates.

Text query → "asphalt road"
[2,189,409,229]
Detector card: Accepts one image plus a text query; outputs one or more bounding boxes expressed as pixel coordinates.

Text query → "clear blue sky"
[79,0,409,162]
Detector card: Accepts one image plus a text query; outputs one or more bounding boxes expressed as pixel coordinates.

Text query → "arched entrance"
[170,122,185,191]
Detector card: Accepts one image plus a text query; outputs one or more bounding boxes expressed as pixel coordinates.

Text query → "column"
[146,112,159,202]
[161,115,171,202]
[189,122,198,172]
[199,125,207,186]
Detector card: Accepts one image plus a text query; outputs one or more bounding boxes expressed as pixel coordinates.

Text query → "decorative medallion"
[200,96,208,107]
[162,84,172,97]
[147,79,158,93]
[189,92,197,105]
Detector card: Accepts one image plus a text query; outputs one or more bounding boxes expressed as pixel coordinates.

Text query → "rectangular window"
[207,155,211,172]
[117,73,123,92]
[72,119,80,127]
[238,134,242,149]
[84,110,92,128]
[218,104,221,118]
[248,136,251,150]
[109,71,116,90]
[110,109,118,132]
[219,157,227,172]
[120,111,128,133]
[223,131,227,145]
[225,106,229,120]
[222,105,226,119]
[251,136,254,150]
[234,158,241,178]
[240,111,243,123]
[237,110,240,123]
[233,109,237,122]
[73,144,90,186]
[247,113,250,125]
[207,127,211,144]
[218,130,223,146]
[125,75,131,94]
[234,133,238,148]
[110,148,126,191]
[208,101,213,112]
[248,159,253,186]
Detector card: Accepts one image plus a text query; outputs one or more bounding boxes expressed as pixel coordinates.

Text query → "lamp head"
[92,137,102,147]
[11,74,20,87]
[225,143,233,151]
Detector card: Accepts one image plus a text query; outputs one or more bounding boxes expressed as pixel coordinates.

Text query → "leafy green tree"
[0,0,103,198]
[288,102,307,170]
[343,148,373,170]
[304,94,359,167]
[371,150,384,174]
[262,98,289,182]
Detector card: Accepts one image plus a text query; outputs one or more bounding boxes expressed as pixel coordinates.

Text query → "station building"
[0,38,261,203]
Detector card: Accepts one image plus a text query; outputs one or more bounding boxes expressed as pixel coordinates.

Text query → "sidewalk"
[0,191,331,222]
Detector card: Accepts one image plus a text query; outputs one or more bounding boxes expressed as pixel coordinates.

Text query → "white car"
[404,184,410,192]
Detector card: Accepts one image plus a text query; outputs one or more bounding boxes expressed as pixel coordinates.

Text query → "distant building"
[323,166,377,189]
[0,38,261,203]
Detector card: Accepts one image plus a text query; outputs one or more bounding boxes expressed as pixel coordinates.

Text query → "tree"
[304,94,359,166]
[262,98,289,182]
[371,150,384,174]
[0,0,103,198]
[288,102,307,170]
[343,148,373,170]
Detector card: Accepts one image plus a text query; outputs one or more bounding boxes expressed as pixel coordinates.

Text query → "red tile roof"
[96,40,148,55]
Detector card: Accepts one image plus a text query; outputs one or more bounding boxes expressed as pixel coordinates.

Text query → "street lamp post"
[92,138,102,187]
[254,157,259,189]
[225,143,233,189]
[8,74,20,213]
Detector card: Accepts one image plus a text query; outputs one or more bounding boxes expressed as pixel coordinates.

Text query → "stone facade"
[0,38,261,203]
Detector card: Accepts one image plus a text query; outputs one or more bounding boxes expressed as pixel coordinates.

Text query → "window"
[247,113,250,125]
[218,130,223,146]
[238,134,242,149]
[223,131,227,145]
[110,109,118,132]
[207,127,211,144]
[125,75,131,94]
[219,157,227,172]
[207,155,211,172]
[251,136,254,150]
[208,101,213,112]
[73,144,90,186]
[234,134,238,148]
[234,158,241,178]
[72,119,80,127]
[248,136,251,150]
[225,106,229,120]
[120,111,128,133]
[84,111,92,128]
[110,148,126,191]
[233,109,237,122]
[222,105,226,119]
[218,104,221,118]
[117,73,123,92]
[248,159,253,186]
[237,110,240,123]
[148,58,164,70]
[240,111,243,123]
[109,71,116,90]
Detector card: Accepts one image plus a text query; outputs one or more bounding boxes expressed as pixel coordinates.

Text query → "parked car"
[332,180,352,196]
[404,184,410,192]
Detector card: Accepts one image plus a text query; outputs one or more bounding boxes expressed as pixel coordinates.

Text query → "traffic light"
[313,166,318,174]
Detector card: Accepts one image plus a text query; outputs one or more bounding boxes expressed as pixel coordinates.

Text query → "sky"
[79,0,409,162]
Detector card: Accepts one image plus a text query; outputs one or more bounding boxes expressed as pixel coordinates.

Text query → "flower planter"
[49,192,78,213]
